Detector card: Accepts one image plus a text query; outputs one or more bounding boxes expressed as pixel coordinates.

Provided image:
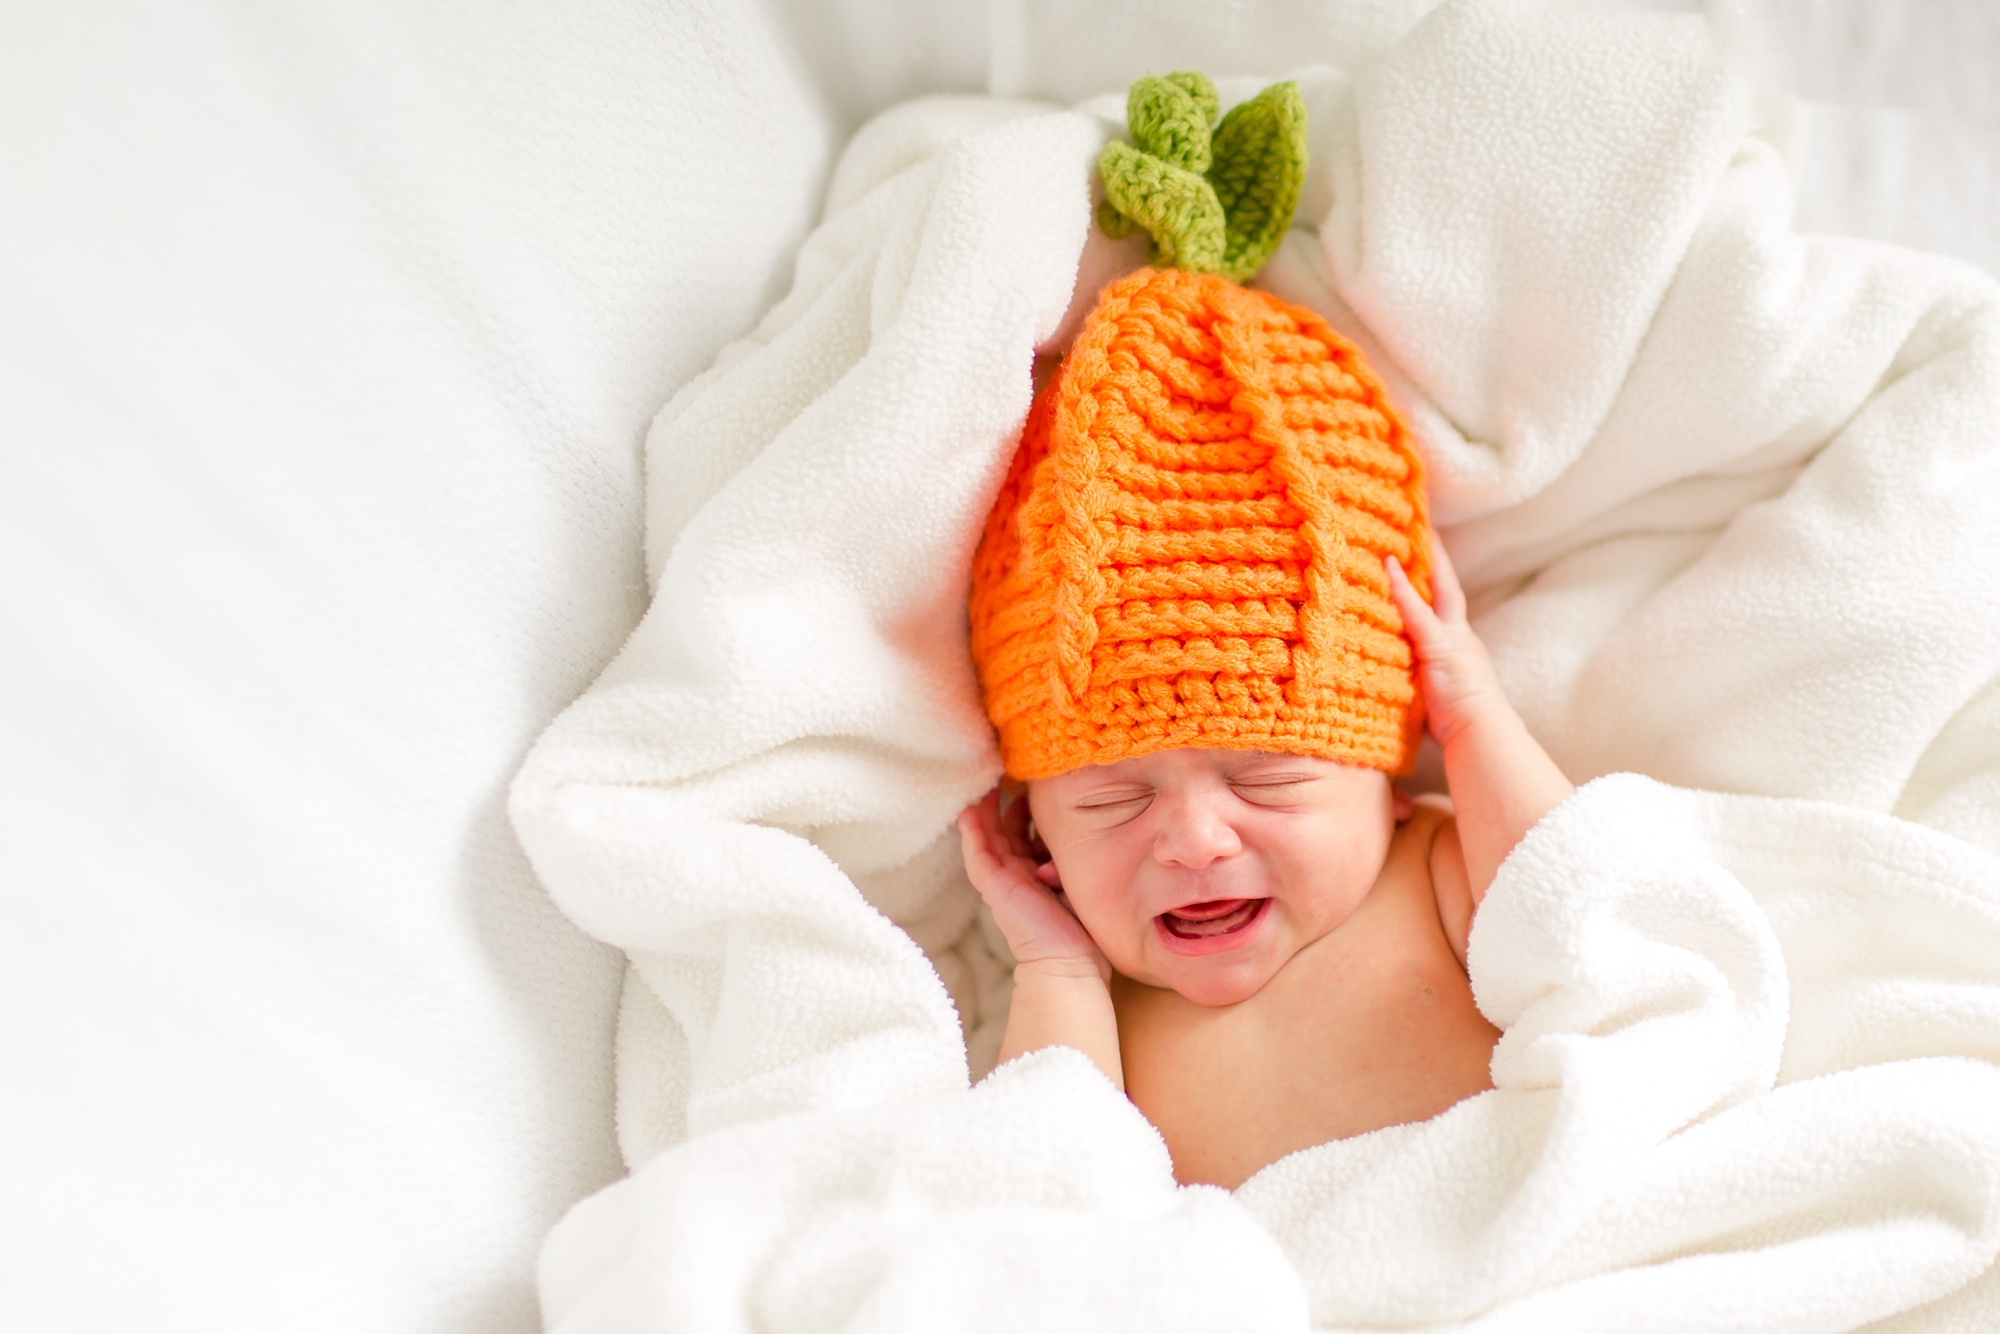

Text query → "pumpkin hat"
[969,72,1432,782]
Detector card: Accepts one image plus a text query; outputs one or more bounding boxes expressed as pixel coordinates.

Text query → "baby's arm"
[1387,539,1573,958]
[956,791,1123,1089]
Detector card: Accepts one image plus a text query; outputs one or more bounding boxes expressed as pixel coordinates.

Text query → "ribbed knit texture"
[970,267,1431,781]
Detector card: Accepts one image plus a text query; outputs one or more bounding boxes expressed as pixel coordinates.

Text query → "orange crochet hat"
[969,268,1431,780]
[966,74,1431,782]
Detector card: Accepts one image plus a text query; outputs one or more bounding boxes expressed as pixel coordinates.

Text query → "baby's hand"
[1384,541,1504,750]
[957,790,1110,985]
[958,790,1122,1087]
[1385,533,1574,916]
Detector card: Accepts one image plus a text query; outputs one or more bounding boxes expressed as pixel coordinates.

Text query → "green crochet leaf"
[1124,72,1218,175]
[1096,198,1144,240]
[1094,196,1143,241]
[1095,71,1306,284]
[1098,140,1226,274]
[1209,81,1307,283]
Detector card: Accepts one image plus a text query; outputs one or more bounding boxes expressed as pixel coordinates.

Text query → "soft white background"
[1,1,1992,1330]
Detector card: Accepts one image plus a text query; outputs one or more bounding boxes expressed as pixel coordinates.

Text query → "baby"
[955,264,1573,1190]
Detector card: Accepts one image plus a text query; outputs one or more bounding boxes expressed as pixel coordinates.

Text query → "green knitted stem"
[1096,72,1307,284]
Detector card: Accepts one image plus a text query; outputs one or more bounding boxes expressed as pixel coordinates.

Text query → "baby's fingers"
[1385,551,1509,748]
[999,786,1049,863]
[1385,554,1444,652]
[958,794,1047,900]
[1424,533,1468,624]
[957,798,1102,969]
[957,796,1011,881]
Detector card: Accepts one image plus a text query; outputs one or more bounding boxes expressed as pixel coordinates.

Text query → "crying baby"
[955,265,1573,1190]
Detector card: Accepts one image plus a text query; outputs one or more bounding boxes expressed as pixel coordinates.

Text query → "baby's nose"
[1150,792,1244,867]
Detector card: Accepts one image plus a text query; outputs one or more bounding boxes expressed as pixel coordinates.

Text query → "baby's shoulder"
[1396,793,1472,965]
[1390,792,1456,863]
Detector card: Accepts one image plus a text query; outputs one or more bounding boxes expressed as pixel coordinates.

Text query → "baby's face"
[1027,748,1399,1007]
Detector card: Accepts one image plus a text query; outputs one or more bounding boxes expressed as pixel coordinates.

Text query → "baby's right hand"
[957,790,1110,985]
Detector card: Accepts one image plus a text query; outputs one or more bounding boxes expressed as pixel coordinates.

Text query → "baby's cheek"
[1058,877,1146,965]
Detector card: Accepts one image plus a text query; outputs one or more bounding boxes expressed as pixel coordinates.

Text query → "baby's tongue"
[1162,898,1259,938]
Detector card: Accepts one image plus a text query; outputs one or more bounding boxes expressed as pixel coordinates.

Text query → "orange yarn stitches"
[969,267,1432,781]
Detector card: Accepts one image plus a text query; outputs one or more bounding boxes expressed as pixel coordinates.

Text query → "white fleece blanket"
[510,1,2000,1328]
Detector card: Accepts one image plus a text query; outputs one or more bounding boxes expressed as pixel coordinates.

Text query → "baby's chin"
[1163,965,1277,1007]
[1130,900,1297,1006]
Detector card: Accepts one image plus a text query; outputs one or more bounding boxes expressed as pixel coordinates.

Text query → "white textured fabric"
[0,1,853,1330]
[513,1,2000,1327]
[988,0,1444,104]
[1763,0,2000,280]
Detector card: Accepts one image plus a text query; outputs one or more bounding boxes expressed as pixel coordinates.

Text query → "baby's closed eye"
[1074,787,1155,821]
[1229,773,1315,804]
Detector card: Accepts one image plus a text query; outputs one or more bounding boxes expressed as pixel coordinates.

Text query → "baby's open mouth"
[1160,898,1268,939]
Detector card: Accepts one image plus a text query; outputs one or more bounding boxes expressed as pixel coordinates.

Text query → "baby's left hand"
[1385,533,1574,922]
[1384,541,1505,752]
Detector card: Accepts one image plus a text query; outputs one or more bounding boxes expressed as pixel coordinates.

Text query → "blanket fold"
[511,1,2000,1327]
[1237,777,2000,1331]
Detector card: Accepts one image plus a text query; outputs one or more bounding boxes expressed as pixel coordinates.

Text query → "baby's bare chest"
[1113,858,1499,1190]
